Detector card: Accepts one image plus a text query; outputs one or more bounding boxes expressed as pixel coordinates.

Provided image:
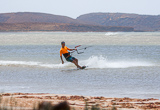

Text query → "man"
[60,41,85,69]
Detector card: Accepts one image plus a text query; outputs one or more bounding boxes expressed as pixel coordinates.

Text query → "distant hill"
[0,12,134,32]
[0,23,134,32]
[0,12,82,24]
[77,13,160,31]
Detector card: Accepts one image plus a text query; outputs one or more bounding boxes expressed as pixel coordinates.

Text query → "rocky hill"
[0,23,134,32]
[0,12,82,24]
[0,12,134,32]
[77,13,160,31]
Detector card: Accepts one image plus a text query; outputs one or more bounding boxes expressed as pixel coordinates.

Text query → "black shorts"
[66,56,75,62]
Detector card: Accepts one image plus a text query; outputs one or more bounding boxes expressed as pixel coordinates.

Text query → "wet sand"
[0,93,160,110]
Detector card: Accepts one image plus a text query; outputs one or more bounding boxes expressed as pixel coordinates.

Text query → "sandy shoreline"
[0,93,160,110]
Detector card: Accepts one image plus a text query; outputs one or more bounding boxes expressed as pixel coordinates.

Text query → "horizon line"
[0,11,159,19]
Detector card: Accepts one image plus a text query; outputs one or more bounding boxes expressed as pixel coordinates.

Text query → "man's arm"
[69,49,77,51]
[60,56,64,64]
[60,50,64,64]
[67,47,77,51]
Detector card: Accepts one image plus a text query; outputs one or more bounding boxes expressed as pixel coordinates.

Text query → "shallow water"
[0,32,160,99]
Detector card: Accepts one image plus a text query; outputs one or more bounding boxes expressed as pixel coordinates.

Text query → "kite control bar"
[71,45,91,54]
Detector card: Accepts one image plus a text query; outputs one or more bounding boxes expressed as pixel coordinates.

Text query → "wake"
[83,56,156,68]
[105,32,120,36]
[0,56,157,69]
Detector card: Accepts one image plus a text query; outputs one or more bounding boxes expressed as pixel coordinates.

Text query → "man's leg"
[72,59,82,69]
[74,58,78,64]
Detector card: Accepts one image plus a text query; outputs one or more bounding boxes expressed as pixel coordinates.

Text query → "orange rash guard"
[60,46,71,58]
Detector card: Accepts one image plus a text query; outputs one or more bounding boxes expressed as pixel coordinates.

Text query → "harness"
[63,52,71,59]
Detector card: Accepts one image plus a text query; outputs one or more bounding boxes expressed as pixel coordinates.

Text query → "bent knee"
[72,60,76,63]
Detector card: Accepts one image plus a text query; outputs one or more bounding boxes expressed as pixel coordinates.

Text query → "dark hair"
[61,41,65,44]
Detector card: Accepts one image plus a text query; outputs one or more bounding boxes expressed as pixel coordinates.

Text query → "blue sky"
[0,0,159,18]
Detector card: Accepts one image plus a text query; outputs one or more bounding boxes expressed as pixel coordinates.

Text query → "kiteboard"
[81,66,87,69]
[77,66,87,70]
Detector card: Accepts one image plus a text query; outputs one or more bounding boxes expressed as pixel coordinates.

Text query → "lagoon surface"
[0,32,160,99]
